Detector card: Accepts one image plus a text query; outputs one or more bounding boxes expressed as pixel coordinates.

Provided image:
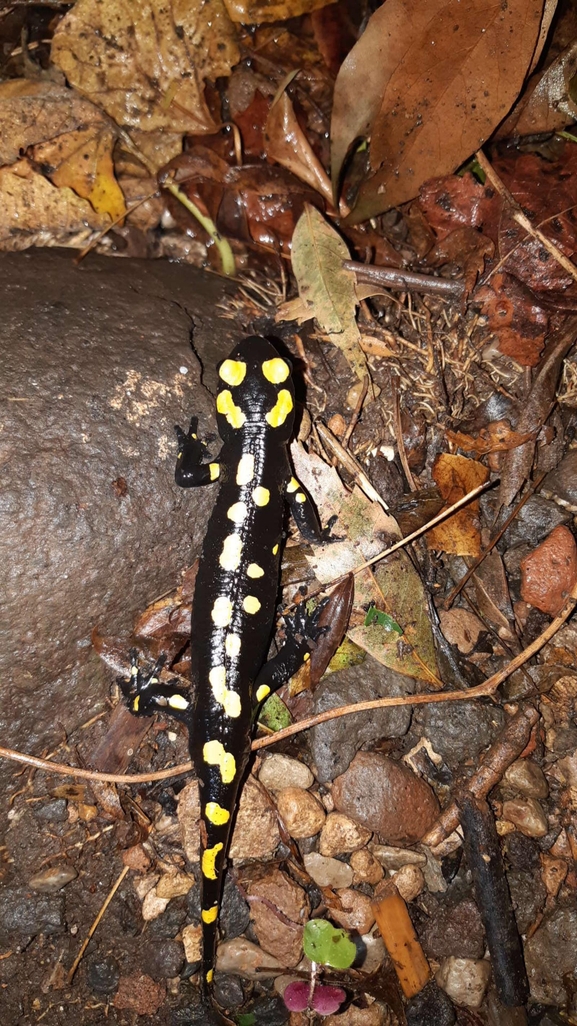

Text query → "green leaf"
[364,604,403,633]
[237,1015,256,1026]
[257,692,292,732]
[303,919,356,969]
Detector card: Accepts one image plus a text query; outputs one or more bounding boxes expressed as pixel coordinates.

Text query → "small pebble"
[140,938,184,980]
[216,937,283,977]
[521,525,577,616]
[349,848,384,886]
[371,844,427,870]
[436,956,491,1009]
[182,923,202,963]
[332,752,439,844]
[392,864,425,902]
[328,888,375,934]
[32,799,68,823]
[540,854,568,898]
[213,972,244,1010]
[28,866,77,892]
[87,957,121,995]
[504,759,549,798]
[142,889,170,921]
[156,871,194,899]
[303,852,353,889]
[319,812,372,857]
[406,980,456,1026]
[276,787,326,838]
[501,797,548,837]
[259,753,314,791]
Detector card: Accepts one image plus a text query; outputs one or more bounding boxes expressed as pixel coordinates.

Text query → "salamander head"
[215,336,295,441]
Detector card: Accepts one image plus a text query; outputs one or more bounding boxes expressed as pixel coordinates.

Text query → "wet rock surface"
[1,248,237,770]
[310,657,414,782]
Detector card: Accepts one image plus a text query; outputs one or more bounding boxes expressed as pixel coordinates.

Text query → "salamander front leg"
[119,650,192,724]
[175,417,221,488]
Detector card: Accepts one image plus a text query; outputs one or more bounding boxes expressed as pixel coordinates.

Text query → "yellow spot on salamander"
[206,969,214,984]
[203,740,237,784]
[227,501,247,524]
[247,563,264,578]
[236,452,255,485]
[243,595,261,615]
[211,596,233,628]
[219,533,243,571]
[303,651,310,662]
[132,695,140,712]
[202,905,219,924]
[255,684,270,702]
[266,389,293,428]
[209,666,241,719]
[168,694,189,710]
[219,359,247,386]
[272,543,279,555]
[202,842,223,880]
[252,486,270,507]
[209,462,220,481]
[225,633,241,658]
[287,477,300,493]
[216,389,246,429]
[205,802,230,826]
[296,492,307,503]
[262,357,290,384]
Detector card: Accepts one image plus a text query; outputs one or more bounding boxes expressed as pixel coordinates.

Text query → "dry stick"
[421,704,540,849]
[475,149,577,285]
[2,533,575,782]
[342,260,466,300]
[68,864,130,983]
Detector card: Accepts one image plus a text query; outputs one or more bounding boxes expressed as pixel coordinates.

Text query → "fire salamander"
[122,336,330,1020]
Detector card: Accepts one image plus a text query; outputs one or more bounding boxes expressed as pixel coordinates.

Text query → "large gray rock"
[1,248,238,768]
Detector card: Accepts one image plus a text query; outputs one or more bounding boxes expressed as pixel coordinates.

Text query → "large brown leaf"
[331,0,545,223]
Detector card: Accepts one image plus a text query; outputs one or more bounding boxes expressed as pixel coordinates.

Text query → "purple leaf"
[312,985,347,1015]
[283,981,310,1012]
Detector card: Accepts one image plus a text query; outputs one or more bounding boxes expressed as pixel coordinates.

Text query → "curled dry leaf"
[264,91,333,206]
[331,0,544,222]
[499,38,577,137]
[51,0,240,134]
[446,422,536,457]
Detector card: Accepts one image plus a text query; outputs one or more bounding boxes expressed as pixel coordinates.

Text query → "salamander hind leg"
[252,598,329,706]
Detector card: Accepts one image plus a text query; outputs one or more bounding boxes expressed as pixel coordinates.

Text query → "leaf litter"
[4,0,577,1022]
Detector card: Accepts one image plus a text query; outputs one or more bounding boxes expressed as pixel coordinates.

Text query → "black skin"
[121,337,333,1022]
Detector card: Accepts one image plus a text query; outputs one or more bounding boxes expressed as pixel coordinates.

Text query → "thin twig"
[68,864,130,983]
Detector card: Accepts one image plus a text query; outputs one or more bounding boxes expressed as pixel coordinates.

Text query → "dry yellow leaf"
[33,126,126,223]
[426,453,489,557]
[51,0,240,134]
[0,81,111,167]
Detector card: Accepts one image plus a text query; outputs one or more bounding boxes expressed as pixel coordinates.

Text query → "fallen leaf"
[331,0,544,221]
[427,453,489,556]
[499,38,577,137]
[223,0,334,25]
[290,204,371,383]
[264,91,333,206]
[447,422,536,456]
[475,273,549,367]
[33,125,125,223]
[51,0,239,134]
[0,80,107,166]
[0,159,110,250]
[498,317,577,509]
